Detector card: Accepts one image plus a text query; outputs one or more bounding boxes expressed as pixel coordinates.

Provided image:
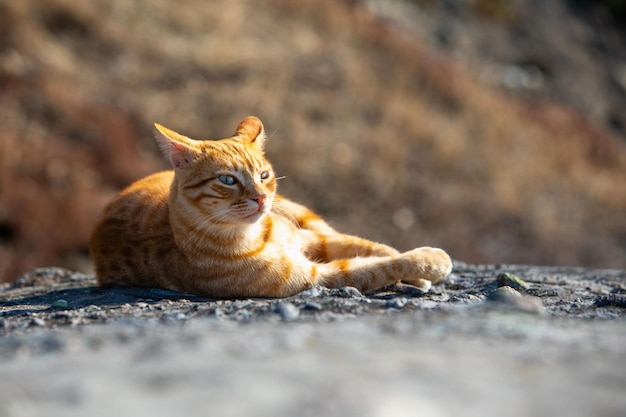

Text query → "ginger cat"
[90,117,452,298]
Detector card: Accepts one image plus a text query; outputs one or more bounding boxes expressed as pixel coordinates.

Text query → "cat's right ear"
[234,116,267,151]
[153,123,200,169]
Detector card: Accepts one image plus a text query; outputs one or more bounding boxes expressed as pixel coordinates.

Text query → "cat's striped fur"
[90,117,452,298]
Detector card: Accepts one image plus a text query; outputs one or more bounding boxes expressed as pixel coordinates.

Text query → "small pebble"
[488,286,544,314]
[51,312,71,320]
[30,317,46,327]
[275,302,300,321]
[214,309,227,319]
[302,302,323,311]
[51,299,69,309]
[385,297,408,309]
[332,286,363,298]
[496,272,529,291]
[488,286,522,302]
[298,286,326,297]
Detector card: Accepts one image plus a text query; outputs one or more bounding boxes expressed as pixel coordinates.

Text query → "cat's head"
[153,116,276,225]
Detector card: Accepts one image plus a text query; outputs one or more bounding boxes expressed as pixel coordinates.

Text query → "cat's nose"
[251,194,267,208]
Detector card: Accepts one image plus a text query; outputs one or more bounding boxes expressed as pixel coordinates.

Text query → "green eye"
[218,175,237,185]
[260,171,270,180]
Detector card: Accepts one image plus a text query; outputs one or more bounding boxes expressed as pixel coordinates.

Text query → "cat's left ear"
[153,123,201,169]
[234,116,267,151]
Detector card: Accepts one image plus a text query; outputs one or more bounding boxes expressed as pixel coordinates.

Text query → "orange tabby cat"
[90,116,452,298]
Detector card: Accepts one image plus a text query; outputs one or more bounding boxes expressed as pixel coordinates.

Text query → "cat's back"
[91,170,178,287]
[112,170,173,214]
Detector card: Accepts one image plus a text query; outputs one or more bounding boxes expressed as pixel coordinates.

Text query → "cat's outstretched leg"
[313,247,452,293]
[300,230,399,262]
[298,228,436,293]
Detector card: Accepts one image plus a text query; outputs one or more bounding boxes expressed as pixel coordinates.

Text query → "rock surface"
[1,263,625,417]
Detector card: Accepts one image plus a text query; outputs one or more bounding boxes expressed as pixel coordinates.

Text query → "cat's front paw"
[404,247,452,284]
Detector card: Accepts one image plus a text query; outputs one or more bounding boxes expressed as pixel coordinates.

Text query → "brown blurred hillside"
[1,0,625,283]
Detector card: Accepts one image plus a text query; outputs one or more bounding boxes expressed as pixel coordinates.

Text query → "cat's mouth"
[241,205,270,222]
[237,196,272,223]
[241,211,265,223]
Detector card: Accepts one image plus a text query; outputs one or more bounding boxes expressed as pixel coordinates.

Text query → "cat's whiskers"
[271,204,301,229]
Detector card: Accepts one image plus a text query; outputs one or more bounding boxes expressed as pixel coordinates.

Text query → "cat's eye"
[260,171,270,181]
[218,175,237,185]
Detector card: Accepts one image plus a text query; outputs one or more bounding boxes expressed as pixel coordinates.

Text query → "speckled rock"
[1,263,625,417]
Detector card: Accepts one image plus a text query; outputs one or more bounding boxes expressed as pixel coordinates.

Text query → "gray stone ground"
[1,263,625,417]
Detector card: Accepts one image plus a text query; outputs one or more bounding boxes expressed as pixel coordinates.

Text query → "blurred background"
[0,0,625,283]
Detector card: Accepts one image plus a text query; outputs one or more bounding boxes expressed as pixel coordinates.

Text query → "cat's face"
[183,141,276,224]
[154,117,276,225]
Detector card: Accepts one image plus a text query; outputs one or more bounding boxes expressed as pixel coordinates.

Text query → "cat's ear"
[153,123,200,169]
[234,116,266,151]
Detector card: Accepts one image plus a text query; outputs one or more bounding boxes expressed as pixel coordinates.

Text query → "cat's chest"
[251,215,307,256]
[266,215,304,246]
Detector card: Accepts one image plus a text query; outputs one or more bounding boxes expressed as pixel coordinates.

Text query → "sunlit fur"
[90,116,452,298]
